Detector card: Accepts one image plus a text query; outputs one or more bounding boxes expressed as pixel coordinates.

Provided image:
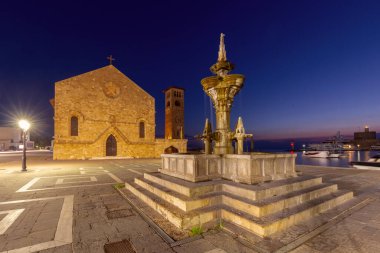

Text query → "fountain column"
[201,33,245,154]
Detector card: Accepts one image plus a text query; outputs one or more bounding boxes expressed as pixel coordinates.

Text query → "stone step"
[144,172,323,200]
[221,183,338,217]
[125,181,219,229]
[144,172,220,197]
[127,177,353,237]
[221,177,323,201]
[139,173,337,217]
[135,177,218,212]
[221,190,353,237]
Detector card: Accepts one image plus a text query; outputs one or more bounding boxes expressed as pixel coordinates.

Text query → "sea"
[187,138,380,168]
[254,139,379,168]
[294,150,378,168]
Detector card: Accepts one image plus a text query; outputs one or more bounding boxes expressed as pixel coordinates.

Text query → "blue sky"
[0,0,379,139]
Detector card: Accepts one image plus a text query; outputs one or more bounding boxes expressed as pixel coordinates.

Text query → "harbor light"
[18,119,30,172]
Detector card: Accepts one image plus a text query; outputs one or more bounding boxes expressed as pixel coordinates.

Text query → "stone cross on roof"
[107,55,115,65]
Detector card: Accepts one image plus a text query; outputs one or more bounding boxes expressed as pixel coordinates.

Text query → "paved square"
[16,172,122,192]
[56,176,97,185]
[0,195,74,253]
[0,209,24,235]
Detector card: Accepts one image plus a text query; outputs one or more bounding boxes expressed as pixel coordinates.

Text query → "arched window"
[166,101,170,107]
[70,116,78,136]
[139,121,145,138]
[175,100,181,107]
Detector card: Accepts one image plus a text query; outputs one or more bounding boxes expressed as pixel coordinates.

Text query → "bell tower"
[164,87,184,139]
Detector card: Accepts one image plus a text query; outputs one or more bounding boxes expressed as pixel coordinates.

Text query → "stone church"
[50,65,187,160]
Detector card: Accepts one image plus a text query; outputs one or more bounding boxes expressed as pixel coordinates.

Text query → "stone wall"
[54,138,187,159]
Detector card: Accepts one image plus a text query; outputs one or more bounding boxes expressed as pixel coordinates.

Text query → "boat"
[370,145,380,151]
[303,151,329,158]
[327,152,341,158]
[350,155,380,170]
[304,131,349,158]
[302,150,342,158]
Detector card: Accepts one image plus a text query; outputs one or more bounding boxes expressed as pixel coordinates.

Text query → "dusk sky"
[0,0,379,140]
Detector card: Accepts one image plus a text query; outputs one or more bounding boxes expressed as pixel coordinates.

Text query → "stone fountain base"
[125,171,354,237]
[159,152,297,184]
[124,152,356,239]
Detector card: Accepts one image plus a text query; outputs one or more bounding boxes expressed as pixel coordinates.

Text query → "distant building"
[0,127,34,151]
[353,126,378,148]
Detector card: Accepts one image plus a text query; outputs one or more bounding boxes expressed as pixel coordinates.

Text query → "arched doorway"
[106,135,117,156]
[164,146,179,154]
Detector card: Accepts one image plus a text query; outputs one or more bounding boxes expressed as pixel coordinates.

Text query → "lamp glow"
[18,120,30,131]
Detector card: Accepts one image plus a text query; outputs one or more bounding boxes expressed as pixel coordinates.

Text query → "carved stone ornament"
[103,82,121,98]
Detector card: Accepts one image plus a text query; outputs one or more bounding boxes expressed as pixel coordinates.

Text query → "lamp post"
[18,119,30,172]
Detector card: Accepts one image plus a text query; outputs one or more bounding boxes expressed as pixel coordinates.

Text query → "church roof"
[55,65,154,100]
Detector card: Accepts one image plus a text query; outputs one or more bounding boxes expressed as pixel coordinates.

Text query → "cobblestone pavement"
[1,154,380,253]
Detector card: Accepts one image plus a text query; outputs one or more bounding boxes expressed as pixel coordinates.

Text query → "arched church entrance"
[164,146,179,154]
[106,135,117,156]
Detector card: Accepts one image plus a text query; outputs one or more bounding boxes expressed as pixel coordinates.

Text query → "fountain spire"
[218,33,227,62]
[210,33,234,75]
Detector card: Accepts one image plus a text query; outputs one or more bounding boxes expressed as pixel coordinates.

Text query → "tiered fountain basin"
[124,154,356,238]
[125,171,354,237]
[159,152,297,184]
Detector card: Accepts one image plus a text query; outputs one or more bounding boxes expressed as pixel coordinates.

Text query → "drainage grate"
[106,209,134,219]
[104,240,136,253]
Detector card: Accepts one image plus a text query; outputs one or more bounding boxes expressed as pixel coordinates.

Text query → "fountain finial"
[234,117,253,154]
[218,33,227,62]
[203,118,212,135]
[235,117,245,134]
[210,33,234,75]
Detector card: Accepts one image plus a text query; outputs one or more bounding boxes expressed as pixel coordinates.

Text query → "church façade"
[50,64,187,160]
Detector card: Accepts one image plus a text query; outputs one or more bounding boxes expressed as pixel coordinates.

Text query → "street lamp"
[18,119,30,172]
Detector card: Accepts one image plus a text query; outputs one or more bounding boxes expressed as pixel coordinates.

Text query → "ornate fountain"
[201,33,248,154]
[125,35,354,240]
[160,34,296,184]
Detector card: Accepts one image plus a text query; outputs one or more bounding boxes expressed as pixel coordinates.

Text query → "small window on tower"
[166,101,170,107]
[71,116,78,136]
[175,100,181,107]
[139,121,145,138]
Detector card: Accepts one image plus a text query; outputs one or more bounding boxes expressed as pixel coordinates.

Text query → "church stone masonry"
[51,65,187,160]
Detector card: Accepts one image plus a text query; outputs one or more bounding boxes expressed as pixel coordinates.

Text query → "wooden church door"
[106,135,117,156]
